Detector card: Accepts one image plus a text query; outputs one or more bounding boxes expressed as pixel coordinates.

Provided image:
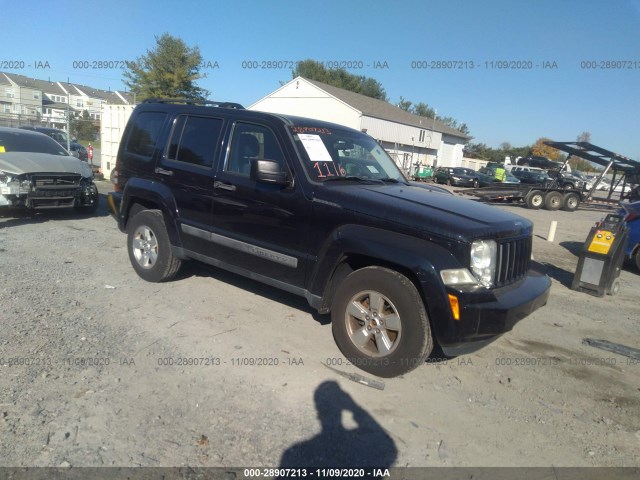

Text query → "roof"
[0,72,133,105]
[301,77,470,140]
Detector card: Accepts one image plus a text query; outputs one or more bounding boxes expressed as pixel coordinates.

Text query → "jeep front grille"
[495,236,532,287]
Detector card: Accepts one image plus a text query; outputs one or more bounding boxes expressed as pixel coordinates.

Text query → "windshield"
[289,125,405,183]
[453,167,472,175]
[0,130,70,156]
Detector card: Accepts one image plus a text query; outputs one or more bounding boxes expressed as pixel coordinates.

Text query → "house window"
[76,99,83,107]
[6,88,14,98]
[33,91,40,99]
[2,104,10,113]
[419,129,426,142]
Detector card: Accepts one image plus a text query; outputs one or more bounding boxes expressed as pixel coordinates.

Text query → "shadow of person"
[278,381,397,471]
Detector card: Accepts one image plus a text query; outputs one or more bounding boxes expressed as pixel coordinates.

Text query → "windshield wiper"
[323,176,384,184]
[380,178,404,184]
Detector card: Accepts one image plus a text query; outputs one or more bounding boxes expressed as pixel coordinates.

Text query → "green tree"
[397,96,412,112]
[70,110,97,141]
[292,60,387,101]
[123,33,209,100]
[413,102,436,119]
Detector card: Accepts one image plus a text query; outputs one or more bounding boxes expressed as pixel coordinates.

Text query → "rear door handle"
[155,167,173,176]
[214,181,236,192]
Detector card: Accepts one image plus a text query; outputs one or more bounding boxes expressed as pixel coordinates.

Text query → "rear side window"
[125,111,167,161]
[167,115,223,167]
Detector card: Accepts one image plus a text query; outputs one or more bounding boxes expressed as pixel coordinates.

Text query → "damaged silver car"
[0,127,98,213]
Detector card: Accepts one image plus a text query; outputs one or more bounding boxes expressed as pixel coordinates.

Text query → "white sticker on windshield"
[366,165,380,174]
[298,134,333,162]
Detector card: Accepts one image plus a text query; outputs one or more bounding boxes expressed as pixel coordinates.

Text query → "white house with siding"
[249,77,469,173]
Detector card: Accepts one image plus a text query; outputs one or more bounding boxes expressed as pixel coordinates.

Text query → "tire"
[330,266,433,378]
[525,190,544,209]
[634,249,640,273]
[562,192,580,212]
[544,191,563,211]
[446,178,452,186]
[473,179,479,188]
[127,209,182,282]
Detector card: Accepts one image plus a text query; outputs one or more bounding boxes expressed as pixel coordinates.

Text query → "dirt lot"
[0,181,639,471]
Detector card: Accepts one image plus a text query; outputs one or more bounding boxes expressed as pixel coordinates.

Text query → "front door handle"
[214,181,236,191]
[155,167,173,176]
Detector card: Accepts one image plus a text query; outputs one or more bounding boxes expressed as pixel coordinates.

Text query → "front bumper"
[0,177,98,210]
[436,270,551,356]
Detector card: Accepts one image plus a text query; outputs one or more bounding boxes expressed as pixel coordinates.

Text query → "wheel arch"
[310,225,459,344]
[121,178,182,247]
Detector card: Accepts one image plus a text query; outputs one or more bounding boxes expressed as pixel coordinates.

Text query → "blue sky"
[2,0,639,158]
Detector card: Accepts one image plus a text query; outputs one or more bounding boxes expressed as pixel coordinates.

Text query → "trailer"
[456,142,640,212]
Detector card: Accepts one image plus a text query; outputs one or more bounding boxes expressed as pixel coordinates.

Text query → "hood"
[316,183,532,242]
[0,152,93,177]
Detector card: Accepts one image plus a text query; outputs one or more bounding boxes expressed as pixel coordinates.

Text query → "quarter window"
[124,111,167,161]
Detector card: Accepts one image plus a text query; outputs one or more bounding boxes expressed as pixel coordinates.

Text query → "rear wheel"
[473,178,479,188]
[562,192,580,212]
[544,191,563,211]
[127,210,182,282]
[331,266,433,378]
[634,249,640,273]
[525,190,544,209]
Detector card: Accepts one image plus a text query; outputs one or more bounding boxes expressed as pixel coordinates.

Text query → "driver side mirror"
[250,159,291,186]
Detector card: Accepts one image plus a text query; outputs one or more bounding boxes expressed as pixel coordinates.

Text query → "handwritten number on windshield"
[312,162,341,178]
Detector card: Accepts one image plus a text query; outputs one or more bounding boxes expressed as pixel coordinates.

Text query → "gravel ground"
[0,181,639,470]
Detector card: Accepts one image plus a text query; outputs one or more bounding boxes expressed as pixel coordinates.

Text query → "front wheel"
[127,210,182,282]
[331,266,433,378]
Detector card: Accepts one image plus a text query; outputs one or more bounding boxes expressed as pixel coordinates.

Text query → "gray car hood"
[0,152,93,177]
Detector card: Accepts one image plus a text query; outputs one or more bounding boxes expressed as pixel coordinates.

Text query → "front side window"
[167,115,222,167]
[226,123,287,177]
[290,125,405,183]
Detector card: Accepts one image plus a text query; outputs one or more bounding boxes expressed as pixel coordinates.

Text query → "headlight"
[0,171,13,184]
[441,268,477,286]
[470,239,497,288]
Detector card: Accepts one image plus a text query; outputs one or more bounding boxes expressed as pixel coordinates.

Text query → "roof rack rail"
[142,98,244,109]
